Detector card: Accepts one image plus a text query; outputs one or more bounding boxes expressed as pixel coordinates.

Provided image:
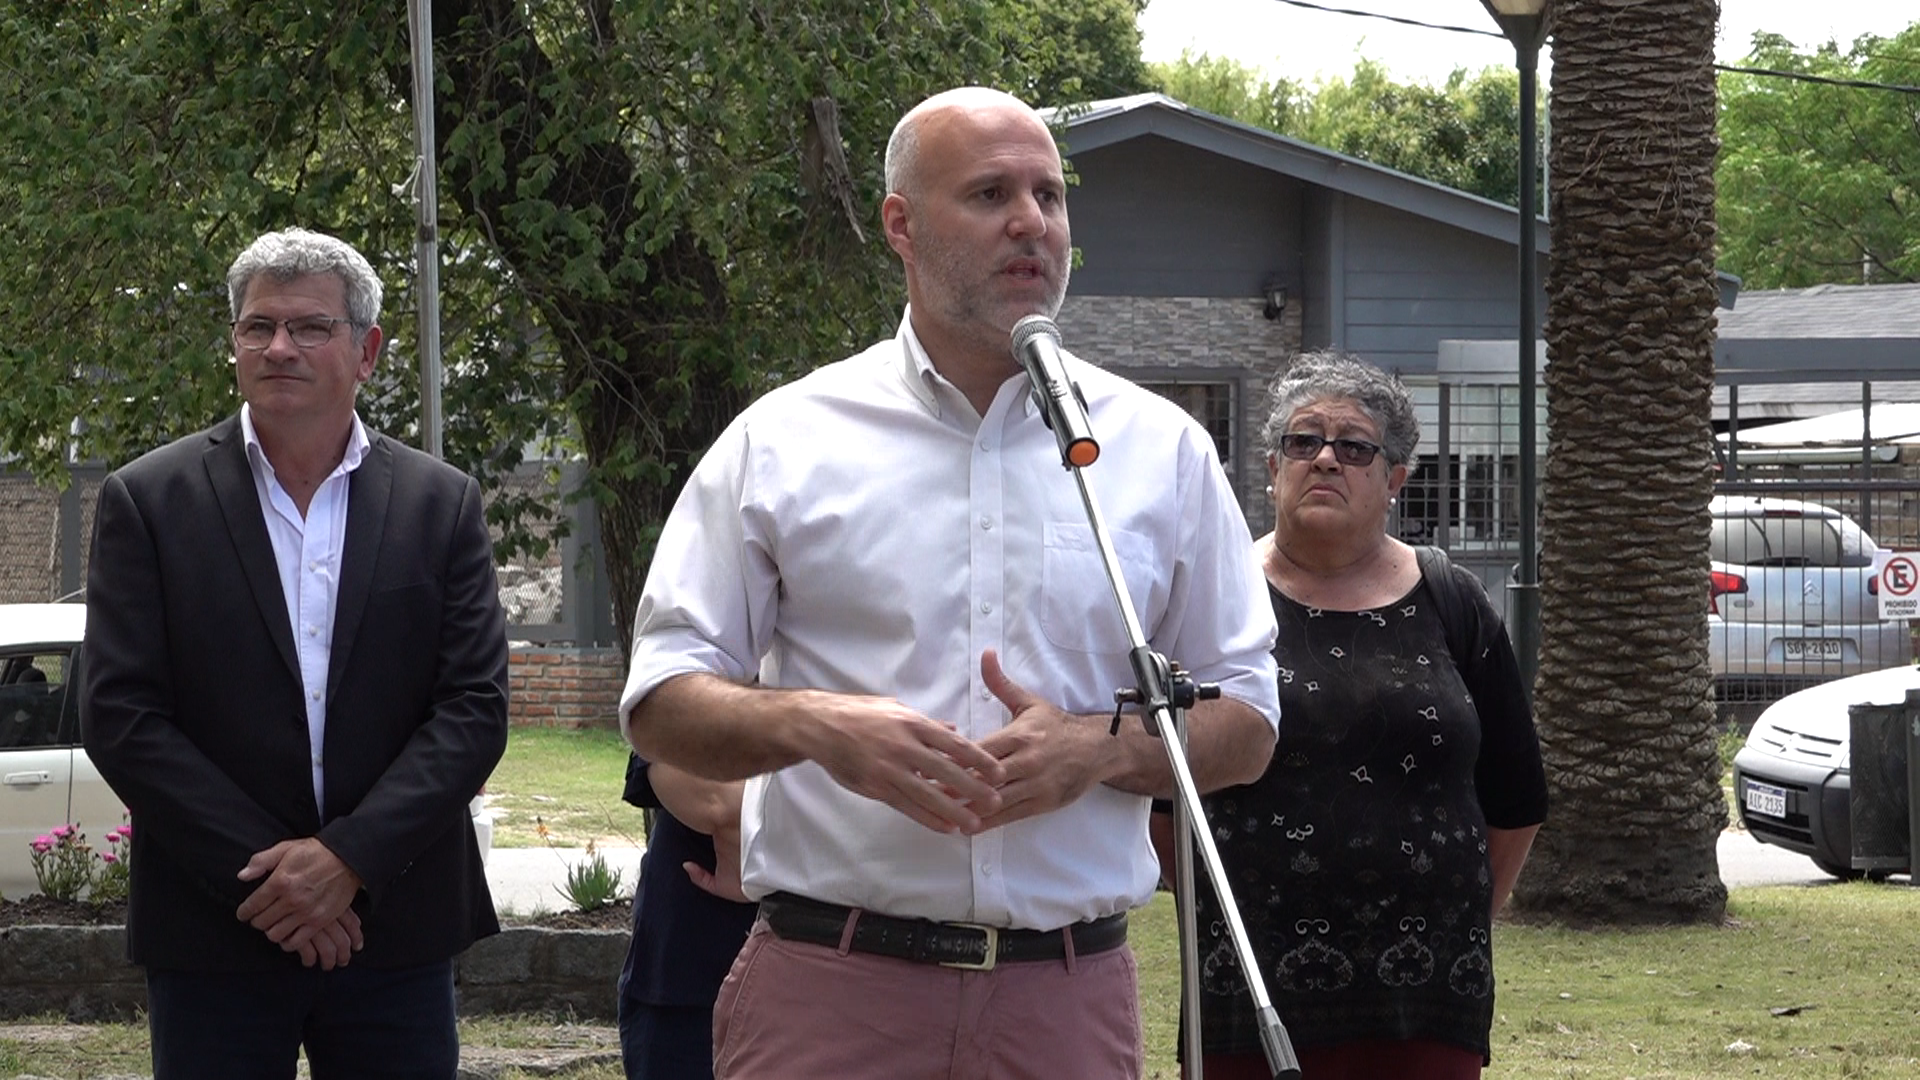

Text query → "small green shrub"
[557,842,625,913]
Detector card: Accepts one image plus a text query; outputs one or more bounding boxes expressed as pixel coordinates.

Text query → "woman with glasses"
[1155,351,1547,1079]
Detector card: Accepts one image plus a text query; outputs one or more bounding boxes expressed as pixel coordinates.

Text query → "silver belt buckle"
[938,922,999,971]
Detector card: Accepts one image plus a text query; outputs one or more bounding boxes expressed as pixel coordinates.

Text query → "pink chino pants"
[712,919,1143,1080]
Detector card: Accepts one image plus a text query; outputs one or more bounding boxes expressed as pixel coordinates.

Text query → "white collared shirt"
[623,313,1279,930]
[240,404,370,820]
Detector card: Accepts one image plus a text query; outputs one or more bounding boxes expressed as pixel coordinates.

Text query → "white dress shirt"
[623,314,1279,930]
[240,404,369,820]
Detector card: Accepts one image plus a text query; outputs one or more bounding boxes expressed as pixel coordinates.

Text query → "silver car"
[0,603,492,899]
[1709,495,1909,700]
[1733,661,1920,878]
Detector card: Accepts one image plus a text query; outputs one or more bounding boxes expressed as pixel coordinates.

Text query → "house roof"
[1054,93,1549,254]
[1718,282,1920,338]
[1054,93,1745,306]
[1712,282,1920,387]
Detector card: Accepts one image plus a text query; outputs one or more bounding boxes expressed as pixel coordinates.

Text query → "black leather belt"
[759,892,1127,972]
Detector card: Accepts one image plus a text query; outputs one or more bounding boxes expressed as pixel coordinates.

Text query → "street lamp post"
[1480,0,1551,689]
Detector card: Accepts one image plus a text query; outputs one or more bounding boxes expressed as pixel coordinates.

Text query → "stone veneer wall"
[0,924,626,1022]
[508,646,625,729]
[1055,295,1303,529]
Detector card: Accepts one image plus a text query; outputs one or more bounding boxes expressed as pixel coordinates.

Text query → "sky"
[1137,0,1915,87]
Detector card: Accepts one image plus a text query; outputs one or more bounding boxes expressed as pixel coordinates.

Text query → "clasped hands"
[234,837,365,971]
[812,648,1120,837]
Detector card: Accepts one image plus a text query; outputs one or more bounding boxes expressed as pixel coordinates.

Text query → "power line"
[1263,0,1920,96]
[1715,63,1920,96]
[1267,0,1503,41]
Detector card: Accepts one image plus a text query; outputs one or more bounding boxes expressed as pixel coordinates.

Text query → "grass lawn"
[12,725,1916,1078]
[7,886,1917,1078]
[484,724,638,849]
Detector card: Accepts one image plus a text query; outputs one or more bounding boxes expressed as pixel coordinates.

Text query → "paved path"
[482,829,1849,918]
[485,844,645,917]
[1716,826,1831,888]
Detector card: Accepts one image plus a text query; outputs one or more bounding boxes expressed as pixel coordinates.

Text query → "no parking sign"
[1876,551,1920,620]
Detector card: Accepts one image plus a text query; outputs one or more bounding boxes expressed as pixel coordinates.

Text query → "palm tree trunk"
[1514,0,1728,923]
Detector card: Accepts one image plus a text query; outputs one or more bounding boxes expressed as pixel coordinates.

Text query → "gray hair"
[1260,351,1420,466]
[883,112,921,198]
[226,228,383,335]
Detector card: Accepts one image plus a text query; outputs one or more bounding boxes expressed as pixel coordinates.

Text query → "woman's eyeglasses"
[1278,433,1384,467]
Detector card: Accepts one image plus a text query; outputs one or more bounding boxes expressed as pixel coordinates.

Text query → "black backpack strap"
[1415,545,1474,669]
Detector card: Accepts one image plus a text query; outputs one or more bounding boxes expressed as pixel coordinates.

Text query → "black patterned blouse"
[1189,568,1547,1062]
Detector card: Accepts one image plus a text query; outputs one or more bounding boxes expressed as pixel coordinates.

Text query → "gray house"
[1048,92,1560,542]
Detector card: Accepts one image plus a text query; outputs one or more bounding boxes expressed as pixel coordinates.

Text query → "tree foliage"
[1012,0,1157,108]
[1148,49,1296,131]
[1146,52,1540,207]
[1717,25,1920,288]
[0,0,1151,639]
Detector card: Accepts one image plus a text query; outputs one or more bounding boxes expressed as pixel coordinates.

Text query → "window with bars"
[1139,381,1237,483]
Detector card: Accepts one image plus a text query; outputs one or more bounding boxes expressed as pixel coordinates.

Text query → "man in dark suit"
[81,227,510,1080]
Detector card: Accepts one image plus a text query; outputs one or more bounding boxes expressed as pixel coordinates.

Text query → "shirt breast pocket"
[1040,522,1163,655]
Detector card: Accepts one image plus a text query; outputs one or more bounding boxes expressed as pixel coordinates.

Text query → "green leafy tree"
[1013,0,1157,107]
[2,0,1158,637]
[1292,60,1529,205]
[1146,52,1538,207]
[1717,26,1920,288]
[1148,49,1298,131]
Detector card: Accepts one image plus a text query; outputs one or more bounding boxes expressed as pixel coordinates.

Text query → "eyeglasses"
[230,315,354,351]
[1278,432,1384,467]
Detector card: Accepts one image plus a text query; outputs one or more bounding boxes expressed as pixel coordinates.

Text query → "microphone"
[1010,314,1099,469]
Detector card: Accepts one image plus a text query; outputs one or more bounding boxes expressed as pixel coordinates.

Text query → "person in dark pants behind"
[81,227,510,1080]
[617,754,755,1080]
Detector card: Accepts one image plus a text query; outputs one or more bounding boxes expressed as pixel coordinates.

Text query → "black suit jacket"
[81,415,509,971]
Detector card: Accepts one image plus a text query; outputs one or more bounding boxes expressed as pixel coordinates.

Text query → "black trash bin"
[1847,688,1920,876]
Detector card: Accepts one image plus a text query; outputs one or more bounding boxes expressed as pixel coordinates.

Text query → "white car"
[1709,495,1909,700]
[0,604,122,899]
[0,603,491,899]
[1733,661,1920,878]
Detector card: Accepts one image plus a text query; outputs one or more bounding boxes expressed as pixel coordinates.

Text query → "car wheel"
[1811,856,1907,881]
[1811,856,1863,880]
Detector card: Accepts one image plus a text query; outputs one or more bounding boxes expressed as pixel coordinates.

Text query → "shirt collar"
[895,308,942,414]
[240,403,371,479]
[893,307,1038,424]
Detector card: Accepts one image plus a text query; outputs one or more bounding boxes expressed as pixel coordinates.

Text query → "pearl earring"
[1264,484,1274,498]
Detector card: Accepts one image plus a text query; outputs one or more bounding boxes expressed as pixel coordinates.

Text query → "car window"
[1710,511,1871,569]
[0,651,73,750]
[1710,517,1766,564]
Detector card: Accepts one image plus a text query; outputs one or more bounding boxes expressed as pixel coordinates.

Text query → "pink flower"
[31,838,51,854]
[51,825,74,839]
[99,852,119,864]
[104,828,123,843]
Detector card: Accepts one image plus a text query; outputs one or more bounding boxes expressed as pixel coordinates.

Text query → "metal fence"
[1394,361,1920,713]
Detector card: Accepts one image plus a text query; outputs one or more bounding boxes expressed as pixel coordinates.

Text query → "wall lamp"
[1262,281,1289,321]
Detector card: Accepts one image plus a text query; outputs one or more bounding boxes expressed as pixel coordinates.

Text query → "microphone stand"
[1036,400,1300,1080]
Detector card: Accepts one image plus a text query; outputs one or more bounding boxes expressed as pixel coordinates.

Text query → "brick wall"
[508,646,625,729]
